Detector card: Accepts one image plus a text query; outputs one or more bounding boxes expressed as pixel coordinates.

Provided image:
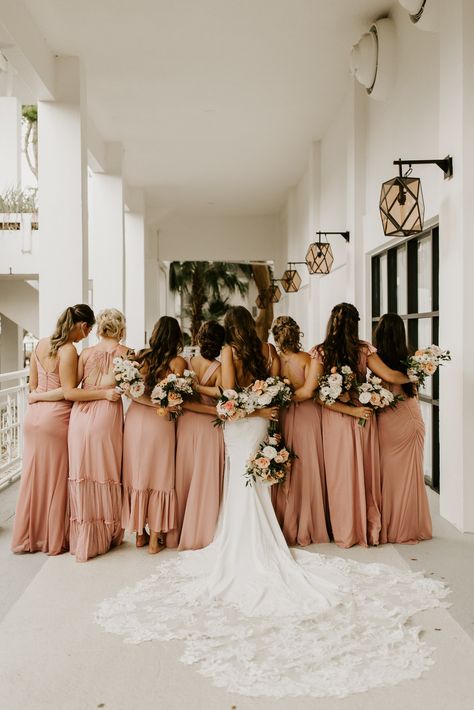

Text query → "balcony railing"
[0,369,29,491]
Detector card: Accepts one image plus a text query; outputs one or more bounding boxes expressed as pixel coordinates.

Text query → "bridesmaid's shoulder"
[57,341,78,361]
[171,354,187,371]
[295,350,311,365]
[359,340,377,356]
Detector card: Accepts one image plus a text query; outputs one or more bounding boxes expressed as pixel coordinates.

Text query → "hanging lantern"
[256,290,270,309]
[268,283,282,303]
[379,174,425,236]
[305,240,334,275]
[281,268,302,293]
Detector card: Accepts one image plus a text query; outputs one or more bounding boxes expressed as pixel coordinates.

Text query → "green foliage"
[0,186,38,214]
[21,105,38,124]
[169,261,253,343]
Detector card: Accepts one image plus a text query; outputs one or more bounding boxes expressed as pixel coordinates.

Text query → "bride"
[96,307,447,699]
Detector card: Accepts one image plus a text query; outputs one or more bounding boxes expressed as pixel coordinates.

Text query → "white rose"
[359,391,371,404]
[257,393,273,406]
[370,376,382,385]
[261,445,277,459]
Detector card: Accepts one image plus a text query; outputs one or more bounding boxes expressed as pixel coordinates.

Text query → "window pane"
[397,245,407,314]
[417,236,432,312]
[418,318,432,396]
[380,253,388,315]
[420,400,432,484]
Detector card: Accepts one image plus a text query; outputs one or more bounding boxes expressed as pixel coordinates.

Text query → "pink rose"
[274,454,284,464]
[223,400,236,412]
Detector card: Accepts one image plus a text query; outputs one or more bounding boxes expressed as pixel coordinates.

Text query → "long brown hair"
[317,302,362,375]
[49,304,95,357]
[136,316,183,392]
[373,313,416,397]
[272,315,302,353]
[224,306,268,381]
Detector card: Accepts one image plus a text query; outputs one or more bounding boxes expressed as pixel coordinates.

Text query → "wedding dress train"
[96,417,448,699]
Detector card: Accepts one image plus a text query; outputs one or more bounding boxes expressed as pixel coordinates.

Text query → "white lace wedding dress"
[96,417,448,699]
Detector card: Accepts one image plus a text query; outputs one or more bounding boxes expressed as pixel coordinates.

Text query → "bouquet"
[318,365,356,405]
[246,376,294,433]
[405,345,451,388]
[113,357,145,398]
[357,375,402,427]
[150,370,196,420]
[244,433,295,487]
[214,388,254,427]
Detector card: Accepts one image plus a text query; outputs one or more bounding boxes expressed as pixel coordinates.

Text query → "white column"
[0,96,21,193]
[0,313,23,374]
[124,189,146,350]
[438,0,474,532]
[37,57,88,335]
[89,143,124,314]
[145,224,160,343]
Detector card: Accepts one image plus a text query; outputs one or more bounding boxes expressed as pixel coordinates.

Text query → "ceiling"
[24,0,394,216]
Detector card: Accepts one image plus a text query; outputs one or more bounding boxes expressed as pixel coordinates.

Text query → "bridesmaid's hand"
[256,406,279,422]
[351,406,373,421]
[28,392,38,404]
[338,391,350,403]
[103,390,122,402]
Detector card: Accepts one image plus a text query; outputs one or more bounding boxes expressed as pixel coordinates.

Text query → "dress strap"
[201,360,220,386]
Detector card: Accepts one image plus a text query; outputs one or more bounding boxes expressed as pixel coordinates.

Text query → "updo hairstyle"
[271,315,302,353]
[96,308,126,340]
[197,320,225,360]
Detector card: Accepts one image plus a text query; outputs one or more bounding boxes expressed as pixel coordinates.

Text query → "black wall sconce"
[380,156,453,237]
[305,231,350,275]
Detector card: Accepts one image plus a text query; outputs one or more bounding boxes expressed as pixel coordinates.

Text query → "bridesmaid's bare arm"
[318,397,373,420]
[221,345,236,390]
[183,401,216,416]
[267,343,280,377]
[28,353,38,391]
[293,359,322,401]
[170,356,187,376]
[367,353,411,385]
[61,345,119,402]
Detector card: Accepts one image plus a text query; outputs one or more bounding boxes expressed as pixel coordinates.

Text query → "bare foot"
[148,531,165,555]
[136,531,149,548]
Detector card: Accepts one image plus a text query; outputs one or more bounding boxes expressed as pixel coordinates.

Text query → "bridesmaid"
[122,316,184,554]
[11,304,95,555]
[296,303,410,548]
[167,320,225,550]
[66,309,128,562]
[271,316,330,545]
[374,314,432,544]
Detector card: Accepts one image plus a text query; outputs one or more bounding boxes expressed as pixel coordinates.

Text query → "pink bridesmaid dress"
[11,350,72,555]
[122,397,177,537]
[378,385,432,543]
[272,358,330,546]
[68,348,124,562]
[314,342,382,548]
[167,360,224,550]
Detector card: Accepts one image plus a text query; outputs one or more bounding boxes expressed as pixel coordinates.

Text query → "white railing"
[0,368,29,491]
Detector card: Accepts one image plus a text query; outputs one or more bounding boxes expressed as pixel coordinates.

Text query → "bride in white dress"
[96,307,447,699]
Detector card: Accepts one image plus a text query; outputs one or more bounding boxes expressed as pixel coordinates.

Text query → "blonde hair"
[49,304,95,357]
[96,308,126,340]
[271,315,302,353]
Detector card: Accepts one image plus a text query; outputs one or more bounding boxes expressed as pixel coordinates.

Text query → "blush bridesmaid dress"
[68,347,124,562]
[272,357,330,546]
[11,348,72,555]
[121,386,177,539]
[167,360,224,550]
[313,342,382,548]
[378,385,432,544]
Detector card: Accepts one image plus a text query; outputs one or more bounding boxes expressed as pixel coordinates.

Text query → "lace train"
[95,417,448,699]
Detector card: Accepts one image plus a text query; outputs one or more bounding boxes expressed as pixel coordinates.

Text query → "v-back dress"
[12,349,72,555]
[311,342,382,548]
[167,359,224,550]
[68,347,124,562]
[272,355,330,545]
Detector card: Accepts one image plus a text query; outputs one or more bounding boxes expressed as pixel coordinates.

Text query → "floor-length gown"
[378,385,432,544]
[167,360,224,550]
[272,361,330,544]
[314,342,382,547]
[96,413,447,699]
[68,348,124,562]
[121,398,177,535]
[11,352,71,555]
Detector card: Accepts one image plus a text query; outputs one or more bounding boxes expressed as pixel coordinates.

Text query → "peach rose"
[274,454,284,464]
[423,362,436,375]
[252,380,266,392]
[279,449,289,462]
[223,400,236,412]
[370,392,381,407]
[168,392,183,406]
[255,457,270,469]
